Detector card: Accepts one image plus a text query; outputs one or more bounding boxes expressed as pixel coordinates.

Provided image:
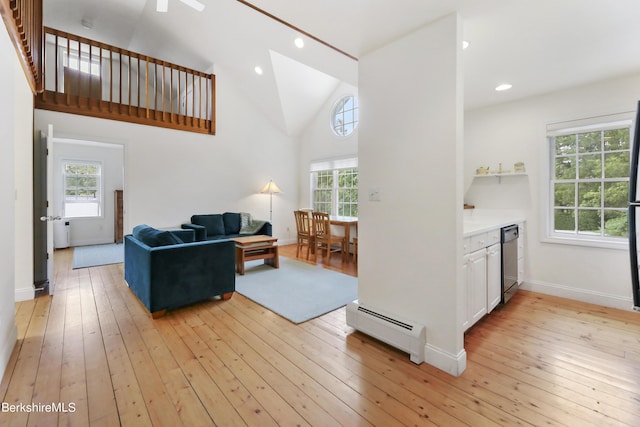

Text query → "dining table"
[329,216,358,257]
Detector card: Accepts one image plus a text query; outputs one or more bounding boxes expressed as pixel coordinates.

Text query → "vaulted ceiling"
[44,0,640,136]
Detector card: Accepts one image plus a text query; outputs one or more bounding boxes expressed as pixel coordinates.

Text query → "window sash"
[310,165,358,217]
[63,161,103,218]
[548,120,631,243]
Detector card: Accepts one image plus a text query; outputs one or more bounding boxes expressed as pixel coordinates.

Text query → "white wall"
[53,141,124,247]
[0,25,29,381]
[465,73,640,309]
[35,64,299,243]
[358,14,466,375]
[298,82,359,209]
[14,58,34,302]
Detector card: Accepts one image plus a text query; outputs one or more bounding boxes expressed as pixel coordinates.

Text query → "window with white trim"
[547,114,632,245]
[310,158,358,217]
[331,95,359,137]
[63,161,102,218]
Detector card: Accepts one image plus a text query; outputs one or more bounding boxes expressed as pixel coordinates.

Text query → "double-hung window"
[310,158,358,217]
[63,160,102,218]
[547,113,632,247]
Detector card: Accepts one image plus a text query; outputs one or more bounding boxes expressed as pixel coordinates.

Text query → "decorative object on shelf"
[514,162,526,173]
[476,166,489,175]
[260,179,282,222]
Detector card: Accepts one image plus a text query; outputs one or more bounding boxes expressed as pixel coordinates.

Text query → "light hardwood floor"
[1,245,639,426]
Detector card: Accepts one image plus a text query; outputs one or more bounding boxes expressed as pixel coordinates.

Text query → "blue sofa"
[182,212,271,241]
[124,224,235,318]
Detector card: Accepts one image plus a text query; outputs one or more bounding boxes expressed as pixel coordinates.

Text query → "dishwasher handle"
[501,224,519,242]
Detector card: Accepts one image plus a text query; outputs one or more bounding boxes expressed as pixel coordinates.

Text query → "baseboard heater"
[346,301,426,364]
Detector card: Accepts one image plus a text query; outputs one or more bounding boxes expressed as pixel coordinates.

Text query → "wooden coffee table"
[231,235,279,275]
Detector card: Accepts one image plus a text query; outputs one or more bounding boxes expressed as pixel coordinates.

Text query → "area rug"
[72,243,124,269]
[235,257,357,323]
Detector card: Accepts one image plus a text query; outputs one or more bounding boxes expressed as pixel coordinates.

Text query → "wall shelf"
[473,173,527,183]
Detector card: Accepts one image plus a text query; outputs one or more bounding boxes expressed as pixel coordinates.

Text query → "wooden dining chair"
[352,236,358,263]
[312,211,346,263]
[293,210,314,259]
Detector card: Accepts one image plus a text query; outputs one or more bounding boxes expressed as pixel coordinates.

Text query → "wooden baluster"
[99,46,103,110]
[66,37,70,105]
[191,72,195,127]
[161,63,165,121]
[169,67,173,122]
[145,59,149,119]
[119,51,123,113]
[128,54,131,114]
[76,41,80,106]
[88,44,92,104]
[109,50,113,112]
[137,57,141,116]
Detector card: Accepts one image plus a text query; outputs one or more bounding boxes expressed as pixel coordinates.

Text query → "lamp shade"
[260,180,282,194]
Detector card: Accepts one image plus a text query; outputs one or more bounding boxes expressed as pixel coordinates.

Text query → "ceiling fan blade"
[157,0,168,12]
[179,0,205,12]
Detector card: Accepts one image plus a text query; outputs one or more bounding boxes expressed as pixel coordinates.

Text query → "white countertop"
[463,209,526,237]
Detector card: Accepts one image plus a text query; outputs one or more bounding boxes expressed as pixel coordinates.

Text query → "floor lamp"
[260,179,281,222]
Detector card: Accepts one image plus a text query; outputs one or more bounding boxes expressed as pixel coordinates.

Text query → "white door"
[41,124,60,294]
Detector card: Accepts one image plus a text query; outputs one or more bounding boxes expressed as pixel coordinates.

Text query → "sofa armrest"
[181,223,206,241]
[258,221,272,236]
[170,228,196,243]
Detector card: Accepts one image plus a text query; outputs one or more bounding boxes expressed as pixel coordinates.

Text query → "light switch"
[368,187,381,201]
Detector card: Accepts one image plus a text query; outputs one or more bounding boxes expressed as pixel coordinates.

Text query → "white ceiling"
[43,0,640,136]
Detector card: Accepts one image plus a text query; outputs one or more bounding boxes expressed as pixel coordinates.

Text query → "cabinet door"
[469,249,488,326]
[462,253,471,331]
[486,243,501,312]
[464,249,487,330]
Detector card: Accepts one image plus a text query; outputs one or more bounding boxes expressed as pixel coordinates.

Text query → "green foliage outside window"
[552,127,630,238]
[312,168,358,217]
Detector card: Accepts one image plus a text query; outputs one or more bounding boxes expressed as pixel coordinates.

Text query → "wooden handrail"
[36,27,216,135]
[0,0,43,93]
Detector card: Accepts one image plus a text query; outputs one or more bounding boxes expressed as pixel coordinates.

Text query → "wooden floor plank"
[1,244,640,427]
[1,297,51,427]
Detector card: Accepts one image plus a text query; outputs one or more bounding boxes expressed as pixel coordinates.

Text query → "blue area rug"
[72,243,124,269]
[236,257,358,323]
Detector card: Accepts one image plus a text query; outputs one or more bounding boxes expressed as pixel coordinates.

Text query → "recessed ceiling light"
[495,83,513,91]
[254,66,263,75]
[294,37,304,48]
[462,40,469,50]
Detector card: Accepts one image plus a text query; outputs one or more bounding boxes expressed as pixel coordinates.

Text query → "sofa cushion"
[133,224,184,247]
[191,214,225,236]
[223,212,241,235]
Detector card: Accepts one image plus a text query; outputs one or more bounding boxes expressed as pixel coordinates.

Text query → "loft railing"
[0,0,44,93]
[35,27,216,135]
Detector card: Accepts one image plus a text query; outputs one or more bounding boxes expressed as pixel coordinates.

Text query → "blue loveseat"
[182,212,271,241]
[124,224,235,318]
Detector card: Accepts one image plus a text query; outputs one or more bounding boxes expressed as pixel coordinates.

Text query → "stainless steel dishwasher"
[501,224,519,303]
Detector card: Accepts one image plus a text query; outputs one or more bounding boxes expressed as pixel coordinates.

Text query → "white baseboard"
[425,344,467,377]
[520,280,634,311]
[0,318,18,382]
[15,286,34,302]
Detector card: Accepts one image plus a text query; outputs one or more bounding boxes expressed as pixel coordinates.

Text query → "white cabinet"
[517,222,525,285]
[486,243,501,312]
[463,248,487,331]
[462,220,526,331]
